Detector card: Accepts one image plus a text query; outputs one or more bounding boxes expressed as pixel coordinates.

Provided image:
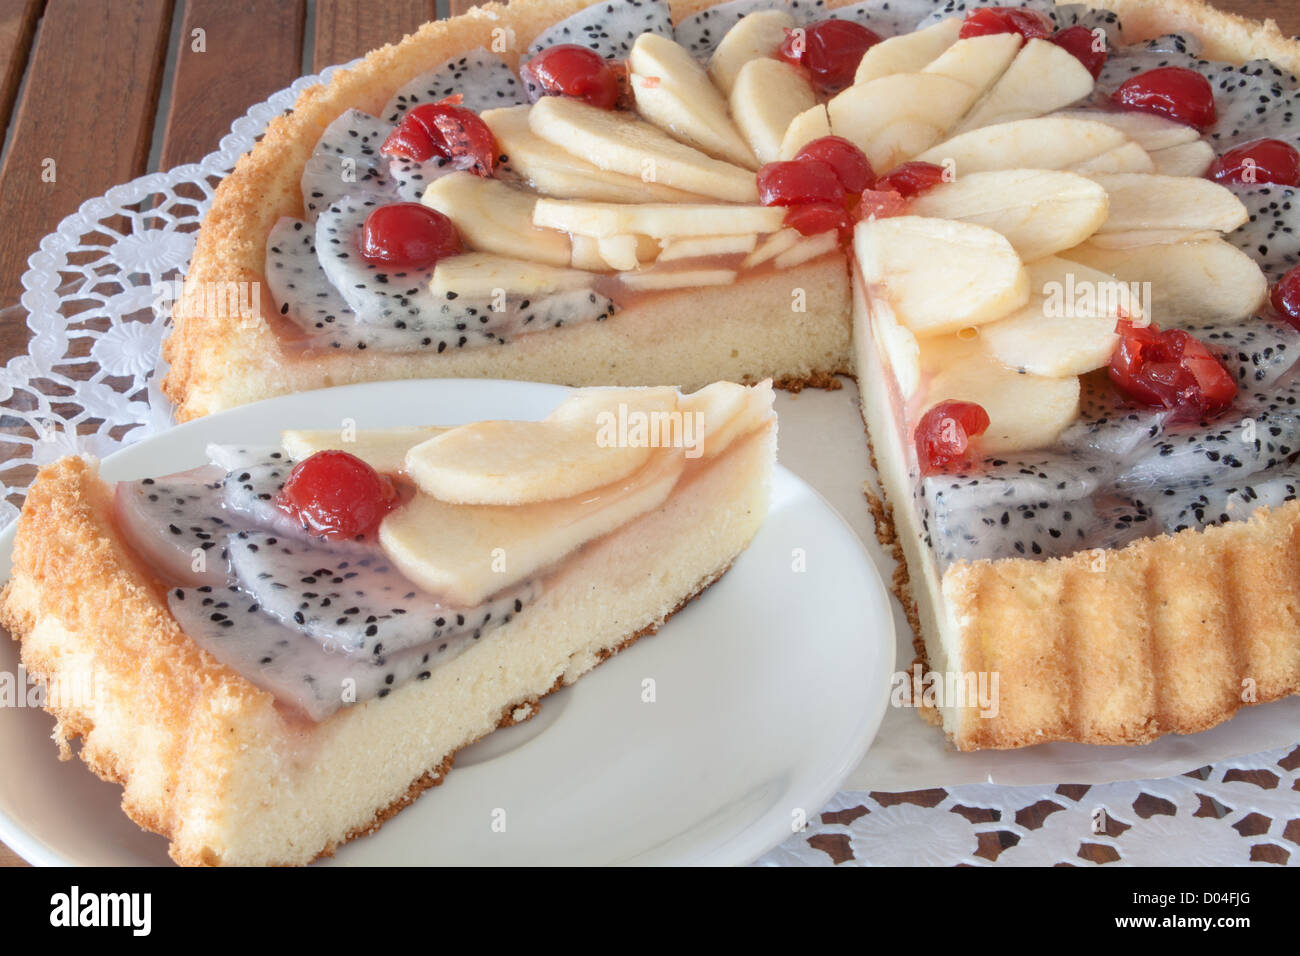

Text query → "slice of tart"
[0,382,776,865]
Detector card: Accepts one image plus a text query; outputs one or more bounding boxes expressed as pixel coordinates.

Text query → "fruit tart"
[0,383,776,864]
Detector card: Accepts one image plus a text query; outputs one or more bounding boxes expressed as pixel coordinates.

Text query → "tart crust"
[160,0,854,423]
[1,420,773,865]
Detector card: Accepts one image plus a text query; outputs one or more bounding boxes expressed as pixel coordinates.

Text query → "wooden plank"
[159,0,306,170]
[0,0,43,137]
[312,0,435,72]
[0,0,172,352]
[449,0,484,15]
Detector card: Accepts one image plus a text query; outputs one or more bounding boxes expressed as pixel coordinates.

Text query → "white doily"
[2,60,1297,868]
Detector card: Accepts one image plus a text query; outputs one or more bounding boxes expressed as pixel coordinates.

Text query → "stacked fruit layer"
[116,383,773,719]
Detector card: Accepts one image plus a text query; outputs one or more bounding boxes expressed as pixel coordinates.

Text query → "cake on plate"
[0,382,776,864]
[20,0,1300,784]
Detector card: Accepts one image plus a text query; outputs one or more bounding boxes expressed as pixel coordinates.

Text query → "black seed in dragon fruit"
[226,530,538,659]
[382,48,525,124]
[114,467,234,587]
[527,0,673,58]
[169,584,453,721]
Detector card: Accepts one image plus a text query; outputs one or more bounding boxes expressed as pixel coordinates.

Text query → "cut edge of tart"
[0,382,776,865]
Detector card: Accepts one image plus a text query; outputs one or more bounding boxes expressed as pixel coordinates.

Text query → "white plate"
[0,379,895,866]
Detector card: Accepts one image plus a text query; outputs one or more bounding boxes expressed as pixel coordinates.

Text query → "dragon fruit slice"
[315,196,439,324]
[302,153,397,219]
[925,489,1101,565]
[382,48,525,124]
[267,217,357,334]
[674,0,783,57]
[823,0,966,36]
[1116,403,1300,488]
[226,531,538,659]
[527,0,674,58]
[114,468,235,587]
[1050,2,1126,48]
[1059,375,1169,458]
[1150,465,1300,533]
[1228,185,1300,283]
[168,584,454,721]
[1176,318,1300,389]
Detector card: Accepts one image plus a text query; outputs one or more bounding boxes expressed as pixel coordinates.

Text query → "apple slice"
[909,169,1109,262]
[1150,139,1215,177]
[1062,237,1268,325]
[741,227,801,268]
[381,446,685,606]
[918,333,1081,454]
[282,427,448,474]
[481,106,706,203]
[827,72,977,172]
[1051,109,1200,151]
[1084,229,1220,249]
[430,253,595,298]
[659,233,758,261]
[976,256,1138,377]
[709,9,796,94]
[422,172,571,267]
[730,57,817,164]
[680,379,775,459]
[620,268,737,291]
[404,387,678,506]
[870,298,922,399]
[529,96,758,203]
[921,32,1021,94]
[854,216,1030,337]
[629,33,758,169]
[916,116,1128,173]
[951,39,1094,133]
[1090,173,1249,233]
[1068,142,1154,174]
[773,230,839,269]
[533,198,783,238]
[778,104,832,160]
[855,17,963,85]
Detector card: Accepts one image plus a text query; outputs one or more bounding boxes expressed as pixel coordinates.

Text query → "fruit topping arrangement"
[263,0,1300,570]
[118,383,773,718]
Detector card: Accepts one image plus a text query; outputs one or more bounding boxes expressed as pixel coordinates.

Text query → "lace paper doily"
[2,58,1297,867]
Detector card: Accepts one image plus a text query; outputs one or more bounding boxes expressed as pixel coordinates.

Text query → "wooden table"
[0,0,1295,867]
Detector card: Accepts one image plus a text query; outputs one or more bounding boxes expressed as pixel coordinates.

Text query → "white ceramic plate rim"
[0,379,895,866]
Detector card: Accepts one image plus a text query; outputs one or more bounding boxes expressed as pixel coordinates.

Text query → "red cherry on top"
[915,400,991,475]
[874,161,947,198]
[1109,319,1237,423]
[757,159,846,206]
[277,450,399,540]
[1111,66,1217,130]
[1270,263,1300,330]
[520,43,621,110]
[958,6,1053,41]
[382,101,498,176]
[360,203,462,269]
[783,202,852,239]
[1050,24,1107,79]
[779,19,881,93]
[794,136,875,193]
[1208,138,1300,188]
